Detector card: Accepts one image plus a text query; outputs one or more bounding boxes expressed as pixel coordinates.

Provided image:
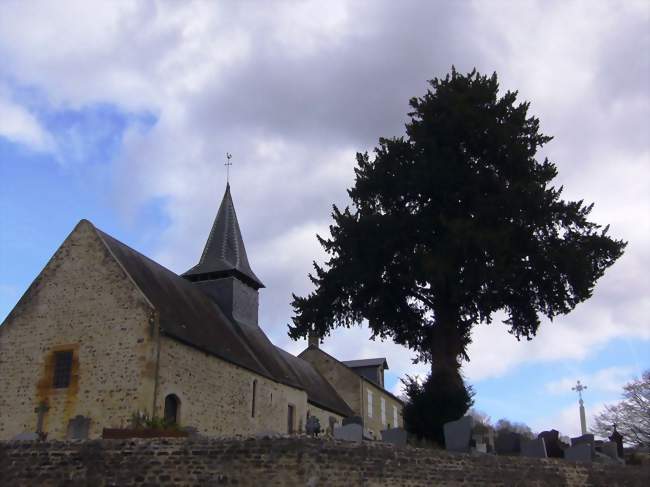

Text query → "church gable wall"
[0,221,157,440]
[361,380,403,440]
[156,336,308,436]
[299,348,362,414]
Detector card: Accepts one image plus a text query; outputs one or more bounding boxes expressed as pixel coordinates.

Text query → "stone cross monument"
[34,401,49,440]
[571,380,588,435]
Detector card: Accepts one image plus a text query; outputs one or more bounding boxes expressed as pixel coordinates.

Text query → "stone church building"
[0,184,402,440]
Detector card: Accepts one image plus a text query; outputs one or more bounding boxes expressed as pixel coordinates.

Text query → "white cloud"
[545,366,638,395]
[0,0,648,407]
[0,89,53,151]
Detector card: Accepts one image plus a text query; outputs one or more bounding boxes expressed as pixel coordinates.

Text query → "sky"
[0,0,648,438]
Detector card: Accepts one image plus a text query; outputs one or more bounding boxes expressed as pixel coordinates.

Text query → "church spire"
[183,184,264,289]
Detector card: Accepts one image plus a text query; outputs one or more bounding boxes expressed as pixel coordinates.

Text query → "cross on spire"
[572,380,587,402]
[225,153,233,184]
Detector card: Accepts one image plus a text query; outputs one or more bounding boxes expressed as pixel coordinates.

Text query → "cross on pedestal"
[571,380,588,435]
[34,401,49,437]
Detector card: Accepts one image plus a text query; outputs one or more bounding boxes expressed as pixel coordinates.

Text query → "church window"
[251,380,257,418]
[164,394,180,425]
[381,397,386,425]
[367,390,373,418]
[53,350,73,388]
[287,404,295,434]
[393,405,398,427]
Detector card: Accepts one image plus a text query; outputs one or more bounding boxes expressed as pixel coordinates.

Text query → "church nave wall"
[156,336,308,436]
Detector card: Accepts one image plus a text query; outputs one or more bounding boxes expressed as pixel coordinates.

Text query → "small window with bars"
[53,351,73,388]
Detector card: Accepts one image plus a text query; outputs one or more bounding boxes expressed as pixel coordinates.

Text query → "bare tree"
[593,370,650,447]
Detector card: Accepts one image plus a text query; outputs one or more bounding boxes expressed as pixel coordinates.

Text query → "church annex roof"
[92,221,351,417]
[183,184,264,289]
[341,358,389,370]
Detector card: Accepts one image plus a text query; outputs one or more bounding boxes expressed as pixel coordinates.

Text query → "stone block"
[565,443,592,463]
[599,441,619,460]
[66,415,91,440]
[333,423,363,442]
[11,432,39,441]
[380,427,407,446]
[443,416,474,452]
[520,438,547,458]
[495,432,522,455]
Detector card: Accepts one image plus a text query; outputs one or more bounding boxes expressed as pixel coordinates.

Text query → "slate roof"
[183,184,264,289]
[93,222,350,417]
[341,358,389,370]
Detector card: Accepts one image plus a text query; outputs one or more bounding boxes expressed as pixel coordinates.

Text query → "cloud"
[0,0,648,408]
[0,87,53,151]
[545,366,638,395]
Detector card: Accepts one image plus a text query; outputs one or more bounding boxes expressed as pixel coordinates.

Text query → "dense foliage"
[290,68,626,415]
[593,370,650,447]
[402,371,474,445]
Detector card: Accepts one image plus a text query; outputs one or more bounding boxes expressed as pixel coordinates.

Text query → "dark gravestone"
[520,438,547,458]
[342,416,363,426]
[333,423,363,442]
[495,432,522,455]
[306,416,321,436]
[538,430,565,458]
[66,415,91,440]
[565,443,592,463]
[381,427,407,447]
[443,416,474,453]
[609,427,624,459]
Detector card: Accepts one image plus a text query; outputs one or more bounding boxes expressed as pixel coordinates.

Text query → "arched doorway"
[164,394,180,425]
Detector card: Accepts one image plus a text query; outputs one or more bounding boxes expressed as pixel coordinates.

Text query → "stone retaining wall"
[1,437,648,486]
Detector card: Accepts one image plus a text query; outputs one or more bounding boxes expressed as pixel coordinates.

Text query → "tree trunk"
[430,314,464,387]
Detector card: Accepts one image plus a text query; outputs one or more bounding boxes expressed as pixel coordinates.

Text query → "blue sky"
[1,0,648,438]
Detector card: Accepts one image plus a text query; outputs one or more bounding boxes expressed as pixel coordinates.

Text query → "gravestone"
[306,416,321,436]
[333,423,363,442]
[181,426,201,439]
[342,416,363,426]
[609,426,624,459]
[475,443,487,453]
[443,416,474,453]
[571,434,595,456]
[538,430,565,458]
[381,427,407,447]
[520,438,547,458]
[11,432,39,441]
[565,443,592,463]
[328,416,338,435]
[598,441,620,460]
[495,432,522,455]
[66,415,91,440]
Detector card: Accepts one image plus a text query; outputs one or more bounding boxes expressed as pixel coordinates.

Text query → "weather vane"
[225,152,232,184]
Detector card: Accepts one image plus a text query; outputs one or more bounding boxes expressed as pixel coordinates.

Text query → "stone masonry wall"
[362,380,402,439]
[306,403,344,436]
[1,437,647,487]
[155,336,309,436]
[299,347,403,438]
[0,221,157,440]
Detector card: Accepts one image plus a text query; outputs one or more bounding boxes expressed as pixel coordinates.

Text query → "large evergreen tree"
[290,68,625,394]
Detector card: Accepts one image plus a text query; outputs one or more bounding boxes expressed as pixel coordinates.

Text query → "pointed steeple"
[183,184,264,289]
